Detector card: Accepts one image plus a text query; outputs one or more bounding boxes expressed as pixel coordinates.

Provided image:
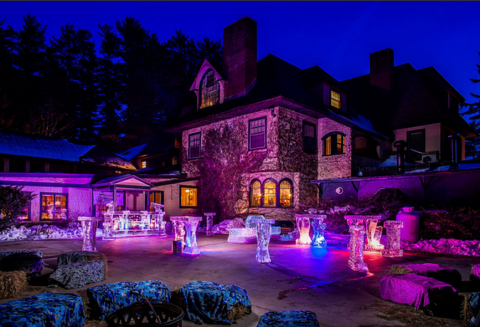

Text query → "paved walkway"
[1,234,479,326]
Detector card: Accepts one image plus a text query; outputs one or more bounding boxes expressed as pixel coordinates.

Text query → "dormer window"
[200,69,220,109]
[330,90,341,109]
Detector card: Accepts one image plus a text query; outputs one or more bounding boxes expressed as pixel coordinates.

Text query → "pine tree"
[462,51,480,158]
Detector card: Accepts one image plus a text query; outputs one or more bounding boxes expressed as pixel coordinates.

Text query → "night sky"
[2,1,480,109]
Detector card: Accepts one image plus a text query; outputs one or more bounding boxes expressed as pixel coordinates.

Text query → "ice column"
[348,225,368,272]
[310,215,327,248]
[78,217,102,252]
[383,220,404,257]
[295,214,312,246]
[204,212,216,236]
[365,219,384,252]
[173,221,185,242]
[182,217,202,255]
[252,218,275,263]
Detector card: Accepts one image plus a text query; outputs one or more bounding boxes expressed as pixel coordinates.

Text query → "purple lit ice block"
[78,217,102,252]
[347,225,368,272]
[251,218,275,263]
[379,273,457,310]
[204,212,216,236]
[383,220,404,257]
[170,216,202,255]
[228,228,257,244]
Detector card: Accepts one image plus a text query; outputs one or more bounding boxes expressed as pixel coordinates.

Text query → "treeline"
[0,15,222,151]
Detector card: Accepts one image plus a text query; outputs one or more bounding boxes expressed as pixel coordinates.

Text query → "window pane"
[264,180,276,206]
[42,195,54,219]
[250,119,266,149]
[181,187,197,207]
[55,195,67,220]
[200,71,219,108]
[325,136,331,155]
[304,124,315,138]
[279,181,292,207]
[189,133,201,159]
[331,90,341,109]
[251,181,261,206]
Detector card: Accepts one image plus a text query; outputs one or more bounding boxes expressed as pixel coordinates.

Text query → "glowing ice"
[383,220,404,257]
[295,214,312,246]
[204,212,216,236]
[365,219,384,252]
[310,215,327,248]
[119,211,131,230]
[171,216,202,255]
[251,218,275,263]
[347,225,368,272]
[78,216,102,252]
[151,202,166,236]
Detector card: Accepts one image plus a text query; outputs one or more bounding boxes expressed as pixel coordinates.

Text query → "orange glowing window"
[250,180,261,207]
[180,186,197,208]
[330,90,341,109]
[323,132,345,156]
[263,179,276,207]
[279,180,293,207]
[41,193,67,220]
[200,70,219,109]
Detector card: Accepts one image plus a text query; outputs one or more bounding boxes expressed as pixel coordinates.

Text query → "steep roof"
[341,64,474,138]
[119,144,147,161]
[168,54,385,138]
[0,131,136,170]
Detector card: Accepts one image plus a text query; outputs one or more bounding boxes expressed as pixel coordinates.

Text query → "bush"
[420,207,480,240]
[0,186,35,231]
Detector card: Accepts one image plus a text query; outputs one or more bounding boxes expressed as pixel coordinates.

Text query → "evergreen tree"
[0,19,17,124]
[462,51,480,158]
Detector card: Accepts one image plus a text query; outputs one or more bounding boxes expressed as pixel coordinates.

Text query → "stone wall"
[318,117,352,179]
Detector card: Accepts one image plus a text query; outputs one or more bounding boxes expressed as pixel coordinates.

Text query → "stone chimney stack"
[370,48,394,92]
[223,16,257,100]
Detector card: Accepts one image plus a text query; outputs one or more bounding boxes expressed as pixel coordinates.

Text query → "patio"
[0,234,478,327]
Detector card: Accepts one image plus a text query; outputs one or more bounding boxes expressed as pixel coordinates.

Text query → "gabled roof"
[93,174,153,188]
[0,130,136,170]
[341,64,475,138]
[169,54,386,139]
[189,59,225,92]
[119,144,147,161]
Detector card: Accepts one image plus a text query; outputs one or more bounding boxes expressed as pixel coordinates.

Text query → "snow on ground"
[402,238,480,257]
[0,223,103,241]
[212,218,245,234]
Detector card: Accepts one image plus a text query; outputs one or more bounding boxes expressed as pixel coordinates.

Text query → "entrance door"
[126,191,146,211]
[407,129,425,161]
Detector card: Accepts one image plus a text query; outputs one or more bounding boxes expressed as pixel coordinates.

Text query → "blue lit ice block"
[310,215,327,248]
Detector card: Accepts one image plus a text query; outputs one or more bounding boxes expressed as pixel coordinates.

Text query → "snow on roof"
[119,144,147,161]
[379,155,417,167]
[0,131,95,162]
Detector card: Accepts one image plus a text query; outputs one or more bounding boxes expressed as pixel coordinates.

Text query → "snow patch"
[212,218,245,235]
[0,223,103,241]
[402,238,480,257]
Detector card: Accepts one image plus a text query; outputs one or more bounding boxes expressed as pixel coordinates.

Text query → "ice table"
[78,217,102,252]
[310,215,327,248]
[170,216,202,255]
[204,212,216,236]
[295,214,312,246]
[252,218,275,263]
[347,225,368,273]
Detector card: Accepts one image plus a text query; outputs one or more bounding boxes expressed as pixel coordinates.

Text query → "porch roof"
[92,174,153,189]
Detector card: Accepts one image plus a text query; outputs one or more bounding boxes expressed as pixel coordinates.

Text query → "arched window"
[279,179,293,207]
[322,132,346,156]
[263,179,277,207]
[200,69,219,109]
[250,180,261,207]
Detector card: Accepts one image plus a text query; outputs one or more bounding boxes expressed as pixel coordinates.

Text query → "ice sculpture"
[245,215,265,228]
[251,218,275,263]
[151,202,166,236]
[310,215,327,248]
[383,220,404,257]
[170,216,202,255]
[295,214,312,246]
[172,220,185,242]
[348,225,368,272]
[228,228,257,244]
[78,217,102,252]
[119,211,131,231]
[204,212,216,236]
[307,208,318,214]
[365,219,384,253]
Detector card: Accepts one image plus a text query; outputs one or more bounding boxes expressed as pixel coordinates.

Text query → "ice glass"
[311,215,327,248]
[252,218,275,263]
[348,225,368,272]
[295,214,312,246]
[383,220,404,257]
[365,219,384,252]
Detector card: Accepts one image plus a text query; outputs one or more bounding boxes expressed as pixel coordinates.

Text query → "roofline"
[93,175,154,188]
[0,172,95,178]
[152,176,200,187]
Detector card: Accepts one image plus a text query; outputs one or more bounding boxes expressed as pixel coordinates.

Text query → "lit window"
[180,186,198,208]
[250,180,261,207]
[200,70,219,109]
[330,90,341,109]
[172,156,178,165]
[323,132,345,156]
[279,180,293,207]
[263,179,276,207]
[18,192,32,220]
[188,133,201,159]
[149,191,164,211]
[141,161,147,168]
[303,122,317,153]
[41,193,67,220]
[249,117,266,150]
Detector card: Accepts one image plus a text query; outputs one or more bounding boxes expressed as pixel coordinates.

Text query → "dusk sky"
[2,1,480,111]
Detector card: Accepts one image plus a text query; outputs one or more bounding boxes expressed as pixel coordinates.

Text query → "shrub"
[420,207,480,240]
[0,186,35,230]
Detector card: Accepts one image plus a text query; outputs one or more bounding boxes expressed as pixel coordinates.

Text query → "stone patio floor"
[1,234,479,327]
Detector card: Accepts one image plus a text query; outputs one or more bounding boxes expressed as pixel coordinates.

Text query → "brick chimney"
[223,17,257,100]
[370,48,394,92]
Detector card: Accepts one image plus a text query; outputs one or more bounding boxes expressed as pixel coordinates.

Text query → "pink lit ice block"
[348,225,368,272]
[383,220,404,257]
[295,214,312,246]
[78,216,102,252]
[171,216,202,255]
